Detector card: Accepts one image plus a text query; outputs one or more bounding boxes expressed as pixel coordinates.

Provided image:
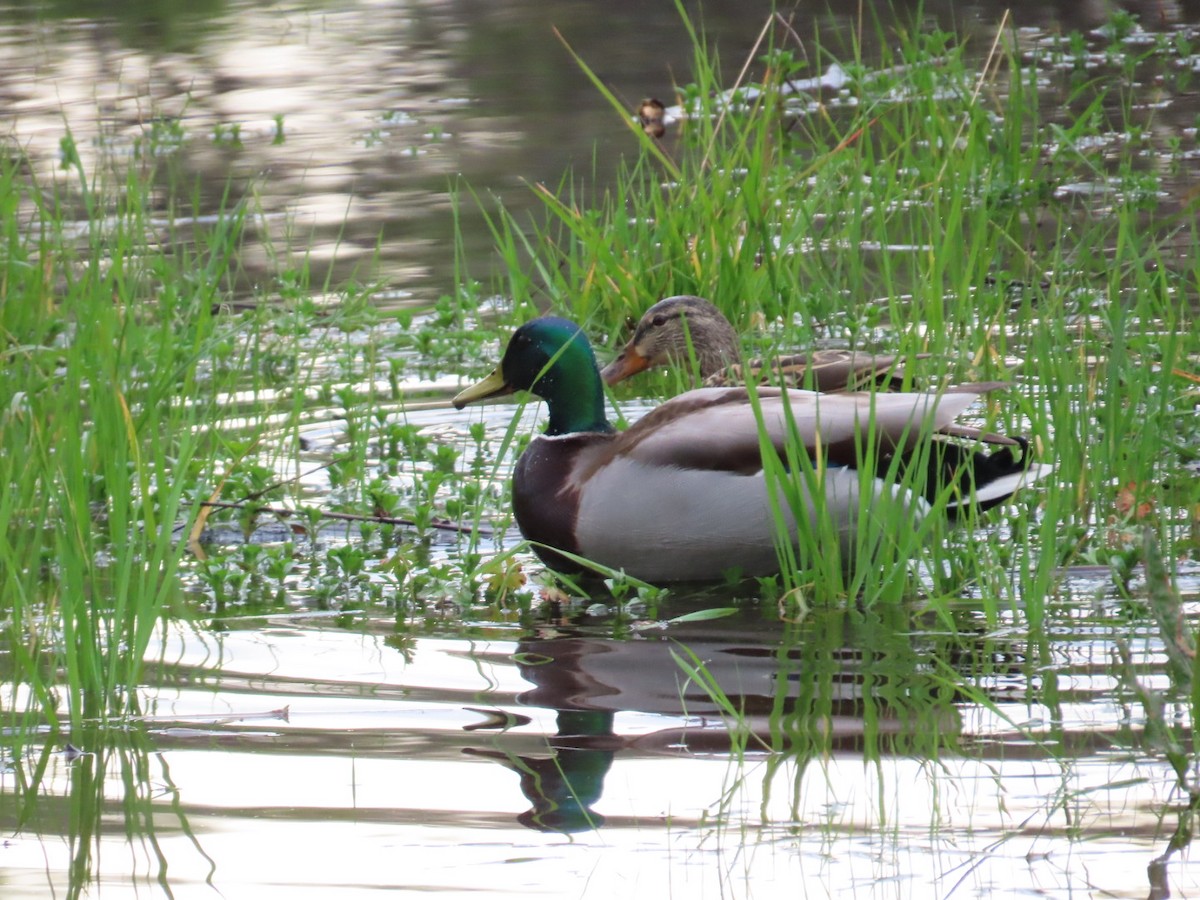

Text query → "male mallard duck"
[455,317,1050,583]
[601,295,923,391]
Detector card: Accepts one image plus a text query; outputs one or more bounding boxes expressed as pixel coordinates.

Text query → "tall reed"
[1,145,245,734]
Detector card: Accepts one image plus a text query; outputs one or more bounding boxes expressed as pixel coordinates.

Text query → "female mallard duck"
[455,317,1049,583]
[601,295,923,391]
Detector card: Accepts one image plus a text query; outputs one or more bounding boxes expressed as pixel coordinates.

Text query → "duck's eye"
[651,314,667,328]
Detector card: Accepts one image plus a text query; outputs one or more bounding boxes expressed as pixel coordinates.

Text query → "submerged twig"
[192,499,492,536]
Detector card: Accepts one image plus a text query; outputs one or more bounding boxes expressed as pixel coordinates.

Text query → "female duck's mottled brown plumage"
[454,317,1051,584]
[601,295,921,392]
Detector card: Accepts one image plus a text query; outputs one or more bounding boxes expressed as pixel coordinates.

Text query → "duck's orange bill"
[599,344,650,385]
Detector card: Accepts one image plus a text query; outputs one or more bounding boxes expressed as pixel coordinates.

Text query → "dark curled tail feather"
[881,436,1037,519]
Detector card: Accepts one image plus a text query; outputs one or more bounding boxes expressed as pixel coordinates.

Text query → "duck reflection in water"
[466,706,617,833]
[462,607,980,834]
[464,637,623,833]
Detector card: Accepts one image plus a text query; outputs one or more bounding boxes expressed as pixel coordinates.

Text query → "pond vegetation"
[1,3,1199,897]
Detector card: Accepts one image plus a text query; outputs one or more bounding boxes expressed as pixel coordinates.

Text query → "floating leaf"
[664,607,738,624]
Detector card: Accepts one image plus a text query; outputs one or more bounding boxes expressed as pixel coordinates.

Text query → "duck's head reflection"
[466,709,616,833]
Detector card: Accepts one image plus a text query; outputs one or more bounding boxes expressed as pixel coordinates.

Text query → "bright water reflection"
[0,0,788,307]
[4,593,1199,898]
[5,0,1195,308]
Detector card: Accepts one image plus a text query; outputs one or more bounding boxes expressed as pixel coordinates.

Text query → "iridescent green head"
[453,317,613,436]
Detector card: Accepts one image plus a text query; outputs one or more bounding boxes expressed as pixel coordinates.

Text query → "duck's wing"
[603,385,1005,475]
[707,350,934,392]
[786,350,930,392]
